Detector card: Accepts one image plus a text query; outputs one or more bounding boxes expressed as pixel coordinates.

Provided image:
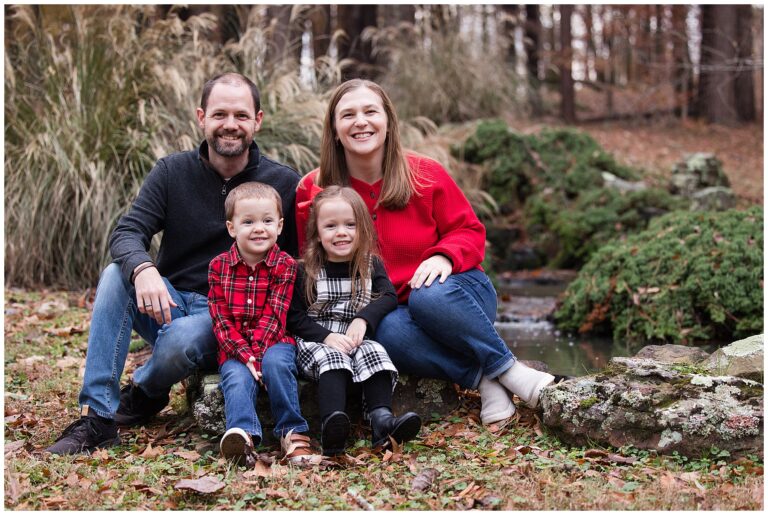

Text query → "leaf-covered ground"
[4,289,763,510]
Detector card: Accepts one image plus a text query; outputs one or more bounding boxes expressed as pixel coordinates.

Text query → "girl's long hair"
[317,79,420,210]
[302,186,379,305]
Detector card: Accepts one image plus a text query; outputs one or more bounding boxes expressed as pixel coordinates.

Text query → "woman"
[296,79,556,426]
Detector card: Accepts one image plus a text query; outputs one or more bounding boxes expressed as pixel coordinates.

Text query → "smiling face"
[196,82,263,160]
[333,86,388,164]
[316,198,358,263]
[226,197,283,266]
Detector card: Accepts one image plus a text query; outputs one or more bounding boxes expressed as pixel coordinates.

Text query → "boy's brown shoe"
[280,430,319,465]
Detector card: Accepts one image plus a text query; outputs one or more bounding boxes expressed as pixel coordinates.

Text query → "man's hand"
[246,356,265,390]
[345,318,368,347]
[408,254,452,289]
[134,265,177,325]
[323,333,356,355]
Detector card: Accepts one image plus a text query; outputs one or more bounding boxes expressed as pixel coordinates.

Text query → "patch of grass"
[4,289,764,510]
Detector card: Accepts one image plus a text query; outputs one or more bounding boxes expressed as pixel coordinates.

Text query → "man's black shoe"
[45,408,120,455]
[113,382,169,427]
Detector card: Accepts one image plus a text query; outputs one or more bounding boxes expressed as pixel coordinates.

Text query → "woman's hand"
[345,318,368,347]
[324,332,356,355]
[408,255,453,289]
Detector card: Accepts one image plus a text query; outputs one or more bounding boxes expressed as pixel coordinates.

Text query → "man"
[47,73,301,454]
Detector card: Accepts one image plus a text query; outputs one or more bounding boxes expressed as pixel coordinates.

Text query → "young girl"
[287,186,421,456]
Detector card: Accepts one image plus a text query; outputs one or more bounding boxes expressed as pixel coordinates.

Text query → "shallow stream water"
[494,275,683,377]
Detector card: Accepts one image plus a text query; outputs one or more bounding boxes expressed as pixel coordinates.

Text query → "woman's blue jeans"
[78,263,219,419]
[219,343,309,444]
[375,268,516,390]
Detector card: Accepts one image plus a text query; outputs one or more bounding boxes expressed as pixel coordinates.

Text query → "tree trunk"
[559,4,576,123]
[524,5,542,116]
[379,4,415,27]
[735,5,755,122]
[265,5,301,67]
[502,5,519,68]
[700,5,739,125]
[307,5,331,60]
[671,5,694,119]
[336,4,378,79]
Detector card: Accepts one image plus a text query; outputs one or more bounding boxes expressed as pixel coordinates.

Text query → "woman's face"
[334,87,388,162]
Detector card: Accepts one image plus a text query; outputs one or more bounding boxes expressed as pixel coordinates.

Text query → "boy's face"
[226,197,283,266]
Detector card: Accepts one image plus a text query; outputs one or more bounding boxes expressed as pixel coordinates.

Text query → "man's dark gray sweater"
[109,140,301,296]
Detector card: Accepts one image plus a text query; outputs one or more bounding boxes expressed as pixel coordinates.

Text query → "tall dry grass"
[365,21,526,124]
[4,6,329,288]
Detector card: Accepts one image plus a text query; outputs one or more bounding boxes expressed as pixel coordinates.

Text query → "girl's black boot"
[321,411,350,456]
[369,407,421,449]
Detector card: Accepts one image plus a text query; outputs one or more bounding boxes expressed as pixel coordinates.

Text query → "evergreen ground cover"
[4,290,763,510]
[555,206,764,343]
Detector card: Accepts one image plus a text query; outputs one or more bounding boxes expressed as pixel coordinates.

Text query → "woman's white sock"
[478,376,515,425]
[497,361,555,408]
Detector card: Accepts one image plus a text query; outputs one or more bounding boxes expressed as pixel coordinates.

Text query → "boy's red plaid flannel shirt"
[208,242,296,371]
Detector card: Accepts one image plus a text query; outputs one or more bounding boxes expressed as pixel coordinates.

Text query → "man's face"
[196,83,263,159]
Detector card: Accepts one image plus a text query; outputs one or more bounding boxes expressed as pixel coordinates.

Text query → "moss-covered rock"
[541,354,763,459]
[554,206,763,343]
[669,153,731,197]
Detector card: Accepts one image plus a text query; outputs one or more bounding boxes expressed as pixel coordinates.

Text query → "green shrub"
[554,207,764,343]
[456,120,671,268]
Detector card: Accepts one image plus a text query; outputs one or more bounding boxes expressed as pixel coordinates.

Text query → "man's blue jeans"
[375,268,516,390]
[219,343,309,444]
[78,263,218,419]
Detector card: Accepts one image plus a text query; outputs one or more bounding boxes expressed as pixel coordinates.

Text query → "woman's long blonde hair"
[318,79,419,209]
[302,186,379,305]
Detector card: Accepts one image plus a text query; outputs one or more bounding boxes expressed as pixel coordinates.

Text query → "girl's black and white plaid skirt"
[296,337,398,388]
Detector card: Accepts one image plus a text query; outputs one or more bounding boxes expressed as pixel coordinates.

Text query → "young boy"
[208,182,315,466]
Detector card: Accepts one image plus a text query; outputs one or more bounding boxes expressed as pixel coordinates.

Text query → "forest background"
[4,4,764,511]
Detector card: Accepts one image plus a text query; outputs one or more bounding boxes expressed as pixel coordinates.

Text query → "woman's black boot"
[321,411,350,456]
[369,407,421,449]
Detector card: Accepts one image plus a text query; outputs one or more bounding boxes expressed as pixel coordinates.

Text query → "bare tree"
[735,5,756,122]
[671,5,694,119]
[524,5,542,115]
[559,4,576,123]
[336,4,378,79]
[699,5,739,125]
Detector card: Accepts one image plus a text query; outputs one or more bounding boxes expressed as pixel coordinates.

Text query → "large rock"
[540,355,763,459]
[669,153,730,197]
[690,186,737,212]
[634,344,710,364]
[702,334,764,382]
[185,372,459,442]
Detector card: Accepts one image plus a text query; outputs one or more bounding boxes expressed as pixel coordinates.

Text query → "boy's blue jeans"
[219,343,309,444]
[78,263,218,419]
[375,268,516,390]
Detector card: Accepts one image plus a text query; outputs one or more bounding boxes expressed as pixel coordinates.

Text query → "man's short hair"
[225,182,282,220]
[200,73,261,113]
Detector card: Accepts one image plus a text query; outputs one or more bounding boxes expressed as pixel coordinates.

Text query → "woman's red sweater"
[295,154,486,303]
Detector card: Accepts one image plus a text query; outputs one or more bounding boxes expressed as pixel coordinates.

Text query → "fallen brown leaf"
[173,449,201,462]
[140,443,164,458]
[411,468,439,492]
[4,440,26,455]
[174,476,226,494]
[244,460,273,478]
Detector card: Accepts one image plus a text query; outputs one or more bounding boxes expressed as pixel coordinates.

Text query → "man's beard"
[210,132,250,157]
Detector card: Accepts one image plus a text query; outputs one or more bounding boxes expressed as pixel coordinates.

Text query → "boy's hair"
[225,182,283,220]
[302,186,379,306]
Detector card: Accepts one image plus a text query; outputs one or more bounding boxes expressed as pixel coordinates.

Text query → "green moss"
[456,120,682,268]
[555,207,764,343]
[579,397,600,408]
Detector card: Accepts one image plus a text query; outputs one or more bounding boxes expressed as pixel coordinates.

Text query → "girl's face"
[316,198,358,263]
[333,87,388,162]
